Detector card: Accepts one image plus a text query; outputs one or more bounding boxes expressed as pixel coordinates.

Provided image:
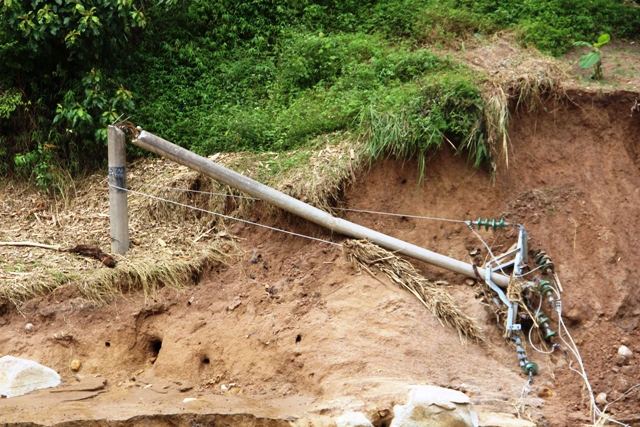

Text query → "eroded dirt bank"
[1,91,640,426]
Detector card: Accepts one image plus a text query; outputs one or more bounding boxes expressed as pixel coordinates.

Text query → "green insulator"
[537,280,551,292]
[541,262,554,273]
[524,362,539,375]
[535,253,549,265]
[475,217,507,231]
[544,330,557,341]
[535,311,545,318]
[539,285,553,295]
[532,249,542,257]
[537,316,550,325]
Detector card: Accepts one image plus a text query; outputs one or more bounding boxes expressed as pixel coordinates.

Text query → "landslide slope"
[0,91,640,427]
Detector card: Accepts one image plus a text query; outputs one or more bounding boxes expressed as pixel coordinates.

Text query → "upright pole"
[108,126,129,254]
[133,131,510,287]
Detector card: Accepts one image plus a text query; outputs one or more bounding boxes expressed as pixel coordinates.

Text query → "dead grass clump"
[452,34,571,172]
[0,131,357,307]
[0,171,239,308]
[343,239,482,343]
[79,245,232,304]
[480,55,570,171]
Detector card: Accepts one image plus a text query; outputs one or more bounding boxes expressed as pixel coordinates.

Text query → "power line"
[109,184,342,247]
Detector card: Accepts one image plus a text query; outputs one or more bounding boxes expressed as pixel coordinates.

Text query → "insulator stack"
[512,335,538,375]
[473,217,508,231]
[536,310,557,341]
[532,249,554,273]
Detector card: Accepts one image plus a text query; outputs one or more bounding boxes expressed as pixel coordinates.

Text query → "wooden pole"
[133,131,510,287]
[108,126,129,254]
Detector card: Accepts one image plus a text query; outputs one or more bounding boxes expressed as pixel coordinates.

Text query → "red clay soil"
[1,90,640,427]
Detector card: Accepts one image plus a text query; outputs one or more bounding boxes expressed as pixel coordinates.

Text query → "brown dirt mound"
[1,90,640,427]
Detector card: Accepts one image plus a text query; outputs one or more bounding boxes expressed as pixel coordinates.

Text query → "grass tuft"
[344,239,482,343]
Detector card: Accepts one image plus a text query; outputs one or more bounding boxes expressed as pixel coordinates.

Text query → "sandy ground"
[1,90,640,426]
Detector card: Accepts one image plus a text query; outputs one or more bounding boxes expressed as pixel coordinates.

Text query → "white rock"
[221,384,228,391]
[335,412,373,427]
[0,356,61,398]
[25,323,34,333]
[595,392,608,405]
[389,385,479,427]
[618,345,633,358]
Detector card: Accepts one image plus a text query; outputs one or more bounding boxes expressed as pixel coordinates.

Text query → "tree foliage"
[1,0,640,190]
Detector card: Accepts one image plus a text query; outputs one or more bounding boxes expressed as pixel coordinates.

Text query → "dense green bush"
[1,0,640,189]
[454,0,640,56]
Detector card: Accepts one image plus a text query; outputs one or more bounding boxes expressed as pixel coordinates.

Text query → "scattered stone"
[25,323,34,333]
[536,385,552,398]
[183,397,198,403]
[335,411,373,427]
[70,359,81,371]
[464,279,476,286]
[227,297,242,311]
[221,384,228,391]
[435,281,449,286]
[614,355,627,367]
[178,384,193,392]
[0,356,61,398]
[595,393,608,405]
[389,385,479,427]
[618,345,633,358]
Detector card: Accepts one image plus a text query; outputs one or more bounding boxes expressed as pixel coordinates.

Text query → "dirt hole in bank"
[150,339,162,359]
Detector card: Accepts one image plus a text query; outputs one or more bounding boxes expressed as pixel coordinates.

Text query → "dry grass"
[133,132,360,223]
[0,134,359,308]
[343,239,482,343]
[444,33,573,173]
[0,170,237,308]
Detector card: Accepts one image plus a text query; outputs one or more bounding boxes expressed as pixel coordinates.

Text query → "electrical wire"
[332,207,468,223]
[135,183,259,200]
[109,184,342,247]
[119,185,485,225]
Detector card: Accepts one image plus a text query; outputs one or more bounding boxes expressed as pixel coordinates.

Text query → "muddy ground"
[1,90,640,426]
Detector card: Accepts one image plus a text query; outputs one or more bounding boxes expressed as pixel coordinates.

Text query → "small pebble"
[25,323,34,333]
[595,392,607,405]
[618,345,633,358]
[70,359,81,371]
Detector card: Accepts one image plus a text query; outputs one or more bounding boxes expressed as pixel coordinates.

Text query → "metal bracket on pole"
[484,225,531,337]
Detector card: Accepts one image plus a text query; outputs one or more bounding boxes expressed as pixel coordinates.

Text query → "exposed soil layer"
[1,90,640,426]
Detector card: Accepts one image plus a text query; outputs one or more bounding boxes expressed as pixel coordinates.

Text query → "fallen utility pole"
[132,131,510,288]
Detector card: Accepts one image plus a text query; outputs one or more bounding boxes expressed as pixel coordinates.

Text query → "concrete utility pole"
[133,130,510,287]
[108,125,129,254]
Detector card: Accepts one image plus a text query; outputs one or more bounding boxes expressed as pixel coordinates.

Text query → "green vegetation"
[574,34,611,80]
[1,0,640,189]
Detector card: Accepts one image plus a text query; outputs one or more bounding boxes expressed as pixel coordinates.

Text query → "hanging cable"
[332,207,468,223]
[135,183,259,200]
[109,184,342,247]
